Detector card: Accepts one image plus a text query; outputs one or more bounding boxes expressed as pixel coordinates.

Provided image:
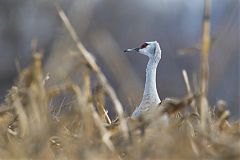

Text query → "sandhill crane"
[124,41,162,119]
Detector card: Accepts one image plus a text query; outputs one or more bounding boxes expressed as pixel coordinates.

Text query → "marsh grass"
[0,0,239,159]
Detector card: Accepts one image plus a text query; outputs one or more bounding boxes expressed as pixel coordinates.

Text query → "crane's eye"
[140,43,149,49]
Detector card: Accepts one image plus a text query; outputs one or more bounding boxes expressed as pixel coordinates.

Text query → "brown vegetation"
[0,1,239,159]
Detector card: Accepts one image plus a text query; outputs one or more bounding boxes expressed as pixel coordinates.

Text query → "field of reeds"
[0,1,239,159]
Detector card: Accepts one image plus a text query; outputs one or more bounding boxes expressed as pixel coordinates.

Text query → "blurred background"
[0,0,239,118]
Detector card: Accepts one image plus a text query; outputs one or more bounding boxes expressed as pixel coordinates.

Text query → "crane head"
[124,41,161,60]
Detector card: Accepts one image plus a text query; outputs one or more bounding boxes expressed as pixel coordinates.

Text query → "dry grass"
[0,1,239,159]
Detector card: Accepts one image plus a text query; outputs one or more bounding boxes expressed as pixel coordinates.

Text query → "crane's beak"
[124,47,140,53]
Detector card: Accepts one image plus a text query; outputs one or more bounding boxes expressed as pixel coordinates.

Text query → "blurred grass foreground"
[0,1,239,160]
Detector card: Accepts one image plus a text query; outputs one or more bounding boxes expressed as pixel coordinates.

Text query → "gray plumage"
[124,41,162,119]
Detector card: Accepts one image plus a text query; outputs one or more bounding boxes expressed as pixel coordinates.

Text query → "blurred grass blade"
[199,0,211,131]
[54,3,129,139]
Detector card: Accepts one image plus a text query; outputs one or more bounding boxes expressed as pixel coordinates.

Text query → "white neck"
[140,57,160,105]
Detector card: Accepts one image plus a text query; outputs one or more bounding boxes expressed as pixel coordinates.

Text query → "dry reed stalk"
[82,66,91,100]
[14,95,29,137]
[199,0,211,131]
[91,105,116,153]
[182,70,198,113]
[93,85,111,124]
[54,3,128,139]
[182,70,191,94]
